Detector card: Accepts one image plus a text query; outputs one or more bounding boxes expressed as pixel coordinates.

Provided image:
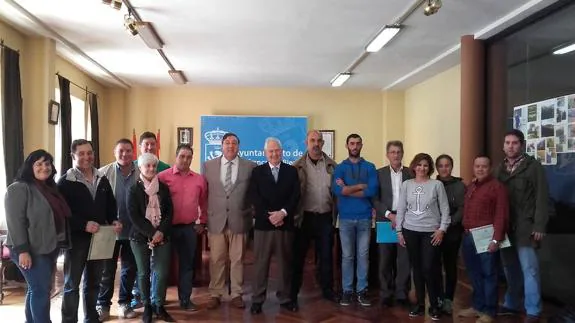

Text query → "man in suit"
[373,140,413,308]
[202,133,256,310]
[249,137,300,314]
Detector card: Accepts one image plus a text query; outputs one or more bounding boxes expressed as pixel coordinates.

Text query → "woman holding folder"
[396,153,451,321]
[128,152,174,323]
[4,150,71,322]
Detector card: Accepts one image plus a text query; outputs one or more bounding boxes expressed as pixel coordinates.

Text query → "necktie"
[272,166,279,183]
[224,161,233,192]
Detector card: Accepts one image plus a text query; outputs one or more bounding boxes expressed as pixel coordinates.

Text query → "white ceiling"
[0,0,562,89]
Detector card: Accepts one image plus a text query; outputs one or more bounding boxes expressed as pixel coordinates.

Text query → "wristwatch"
[491,239,499,245]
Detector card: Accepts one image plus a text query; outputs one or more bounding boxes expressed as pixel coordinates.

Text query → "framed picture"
[319,130,335,159]
[177,127,193,146]
[48,100,60,125]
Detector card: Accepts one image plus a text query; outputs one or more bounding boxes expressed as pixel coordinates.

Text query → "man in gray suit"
[373,140,413,308]
[202,133,256,310]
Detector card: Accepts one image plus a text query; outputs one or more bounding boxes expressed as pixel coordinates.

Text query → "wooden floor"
[0,250,551,322]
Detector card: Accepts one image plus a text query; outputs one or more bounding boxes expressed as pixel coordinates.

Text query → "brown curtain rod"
[56,72,98,97]
[0,39,20,53]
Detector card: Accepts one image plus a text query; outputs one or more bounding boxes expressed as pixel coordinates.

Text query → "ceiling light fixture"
[112,0,122,10]
[169,70,187,84]
[553,42,575,55]
[365,25,402,53]
[424,0,442,16]
[135,21,164,49]
[330,73,351,87]
[124,12,138,36]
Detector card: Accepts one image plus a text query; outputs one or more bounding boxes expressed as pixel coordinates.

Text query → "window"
[54,88,88,176]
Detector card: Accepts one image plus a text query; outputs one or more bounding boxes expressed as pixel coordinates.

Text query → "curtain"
[58,75,73,173]
[89,93,100,167]
[1,46,24,185]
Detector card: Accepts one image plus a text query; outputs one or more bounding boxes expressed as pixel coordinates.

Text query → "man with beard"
[290,130,339,306]
[333,133,378,307]
[495,129,549,323]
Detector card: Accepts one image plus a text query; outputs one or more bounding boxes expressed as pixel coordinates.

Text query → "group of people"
[3,128,548,323]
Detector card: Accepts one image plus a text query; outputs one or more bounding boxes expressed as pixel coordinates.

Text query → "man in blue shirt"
[333,133,378,307]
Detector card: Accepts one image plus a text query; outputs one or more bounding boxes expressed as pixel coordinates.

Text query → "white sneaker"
[118,304,137,319]
[96,306,110,321]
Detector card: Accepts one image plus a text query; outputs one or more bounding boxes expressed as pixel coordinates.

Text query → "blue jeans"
[462,234,499,317]
[171,224,198,303]
[10,248,59,323]
[97,240,136,307]
[501,245,542,316]
[339,218,371,293]
[131,241,171,307]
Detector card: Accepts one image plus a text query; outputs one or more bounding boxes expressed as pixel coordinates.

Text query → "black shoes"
[322,290,340,303]
[429,307,442,321]
[154,305,175,322]
[250,302,263,314]
[142,305,153,323]
[280,301,299,312]
[409,304,425,317]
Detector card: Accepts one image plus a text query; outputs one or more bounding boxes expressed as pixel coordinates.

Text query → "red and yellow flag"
[132,128,138,161]
[156,129,161,158]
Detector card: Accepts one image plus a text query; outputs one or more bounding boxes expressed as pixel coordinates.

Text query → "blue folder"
[376,221,398,244]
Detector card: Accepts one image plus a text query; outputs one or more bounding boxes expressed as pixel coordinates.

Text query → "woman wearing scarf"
[4,150,71,322]
[128,153,174,323]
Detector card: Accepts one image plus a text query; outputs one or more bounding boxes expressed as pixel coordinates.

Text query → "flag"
[156,129,161,158]
[132,128,138,161]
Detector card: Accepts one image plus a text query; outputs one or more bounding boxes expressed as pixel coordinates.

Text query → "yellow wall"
[404,64,461,176]
[1,19,117,161]
[124,87,387,172]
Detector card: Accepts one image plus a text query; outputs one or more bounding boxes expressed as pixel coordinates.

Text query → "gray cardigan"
[4,182,68,254]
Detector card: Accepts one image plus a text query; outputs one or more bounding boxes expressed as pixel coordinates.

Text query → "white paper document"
[88,226,116,260]
[470,224,511,254]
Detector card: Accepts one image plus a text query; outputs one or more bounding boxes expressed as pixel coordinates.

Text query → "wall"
[404,64,462,176]
[123,87,388,172]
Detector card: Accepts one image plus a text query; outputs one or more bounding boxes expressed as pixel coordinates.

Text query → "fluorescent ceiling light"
[169,70,187,84]
[330,73,351,87]
[366,26,402,53]
[553,43,575,55]
[135,21,164,49]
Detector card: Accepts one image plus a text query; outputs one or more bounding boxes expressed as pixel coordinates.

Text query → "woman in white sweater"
[396,153,450,321]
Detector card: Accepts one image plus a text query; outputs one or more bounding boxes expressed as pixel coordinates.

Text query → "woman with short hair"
[128,153,174,323]
[4,150,71,322]
[396,153,451,321]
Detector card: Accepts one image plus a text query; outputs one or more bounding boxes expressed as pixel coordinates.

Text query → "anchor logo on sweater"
[411,186,427,215]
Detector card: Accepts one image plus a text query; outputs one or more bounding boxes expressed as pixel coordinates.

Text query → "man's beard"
[348,149,360,158]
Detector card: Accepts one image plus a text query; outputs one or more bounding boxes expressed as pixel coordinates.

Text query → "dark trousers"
[378,242,411,300]
[131,241,171,307]
[462,233,499,317]
[291,212,334,299]
[97,240,136,307]
[403,229,442,308]
[439,226,462,301]
[171,224,198,302]
[252,230,293,304]
[10,248,59,323]
[61,236,104,323]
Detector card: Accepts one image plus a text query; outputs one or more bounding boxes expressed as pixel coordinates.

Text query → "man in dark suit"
[249,137,300,315]
[373,140,413,308]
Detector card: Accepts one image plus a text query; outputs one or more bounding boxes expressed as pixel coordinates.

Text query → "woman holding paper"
[458,156,509,323]
[128,153,174,323]
[435,154,465,314]
[4,149,71,322]
[395,153,450,321]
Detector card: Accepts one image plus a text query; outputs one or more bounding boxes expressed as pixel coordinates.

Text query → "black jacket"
[249,162,300,231]
[57,168,117,239]
[128,179,173,243]
[437,176,466,240]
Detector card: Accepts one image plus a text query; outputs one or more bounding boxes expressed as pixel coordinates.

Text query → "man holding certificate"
[58,139,122,323]
[458,156,509,323]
